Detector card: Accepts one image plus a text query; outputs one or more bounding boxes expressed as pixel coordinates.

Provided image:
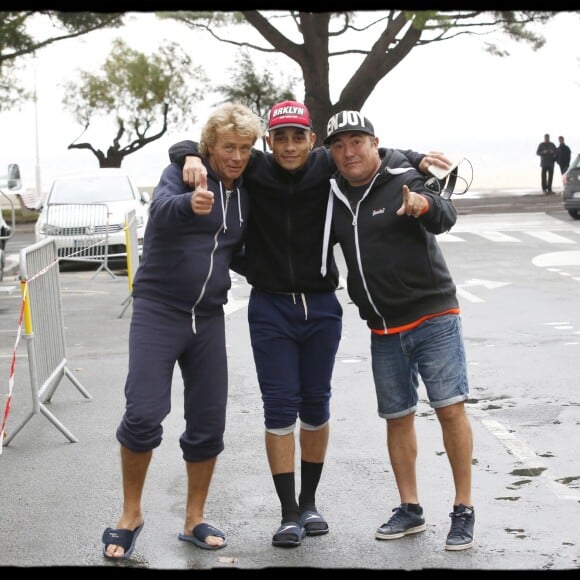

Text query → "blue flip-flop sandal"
[299,509,329,536]
[178,522,227,550]
[102,523,144,560]
[272,521,305,547]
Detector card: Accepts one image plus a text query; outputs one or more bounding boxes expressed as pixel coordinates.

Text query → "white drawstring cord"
[291,292,308,320]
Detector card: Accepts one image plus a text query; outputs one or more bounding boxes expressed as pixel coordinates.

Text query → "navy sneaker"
[445,504,475,551]
[375,504,426,540]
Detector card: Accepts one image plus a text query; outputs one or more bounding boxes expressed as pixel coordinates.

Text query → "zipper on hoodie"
[191,188,231,333]
[285,183,296,287]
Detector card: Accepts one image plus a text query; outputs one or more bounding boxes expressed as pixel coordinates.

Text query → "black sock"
[404,503,422,514]
[298,460,323,512]
[273,472,299,523]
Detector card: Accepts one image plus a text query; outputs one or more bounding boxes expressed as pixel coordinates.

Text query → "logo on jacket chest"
[372,207,386,216]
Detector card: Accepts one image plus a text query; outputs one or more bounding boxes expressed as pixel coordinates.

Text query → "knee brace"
[265,422,296,436]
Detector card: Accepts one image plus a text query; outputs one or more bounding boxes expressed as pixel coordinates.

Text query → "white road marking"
[526,231,577,244]
[480,418,580,502]
[456,288,484,303]
[438,233,465,243]
[456,278,510,303]
[532,250,580,267]
[461,278,510,290]
[478,231,521,242]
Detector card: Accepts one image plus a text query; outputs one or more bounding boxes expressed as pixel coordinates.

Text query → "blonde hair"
[199,102,264,157]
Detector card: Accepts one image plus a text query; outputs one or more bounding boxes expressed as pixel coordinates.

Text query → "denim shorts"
[370,314,469,419]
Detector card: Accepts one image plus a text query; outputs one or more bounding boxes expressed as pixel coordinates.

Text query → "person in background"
[169,100,451,548]
[101,103,263,559]
[322,110,475,551]
[556,135,571,178]
[536,133,557,194]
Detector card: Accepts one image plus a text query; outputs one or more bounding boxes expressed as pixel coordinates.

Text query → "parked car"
[562,153,580,219]
[34,168,150,266]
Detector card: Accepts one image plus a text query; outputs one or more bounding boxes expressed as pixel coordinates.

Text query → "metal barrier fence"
[118,208,140,318]
[43,202,116,279]
[3,238,92,445]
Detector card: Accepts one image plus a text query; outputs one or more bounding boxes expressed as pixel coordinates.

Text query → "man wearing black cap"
[322,110,475,551]
[168,101,450,548]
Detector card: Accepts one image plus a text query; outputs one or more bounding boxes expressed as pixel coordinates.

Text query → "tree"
[214,49,299,150]
[162,10,562,145]
[0,11,124,112]
[61,38,208,168]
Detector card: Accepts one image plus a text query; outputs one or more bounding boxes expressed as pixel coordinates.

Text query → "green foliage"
[215,49,298,120]
[60,38,208,166]
[49,12,124,33]
[215,49,298,151]
[157,11,243,27]
[0,11,124,112]
[2,207,37,224]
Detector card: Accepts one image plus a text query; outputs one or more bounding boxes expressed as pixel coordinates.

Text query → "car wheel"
[567,209,580,220]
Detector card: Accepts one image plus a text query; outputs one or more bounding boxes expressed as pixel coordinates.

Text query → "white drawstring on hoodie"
[320,166,413,277]
[191,182,244,334]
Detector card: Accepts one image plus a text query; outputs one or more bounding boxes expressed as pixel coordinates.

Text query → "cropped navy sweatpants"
[116,296,227,463]
[248,288,343,430]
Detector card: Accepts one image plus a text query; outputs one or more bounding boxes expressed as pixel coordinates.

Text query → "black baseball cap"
[324,110,375,145]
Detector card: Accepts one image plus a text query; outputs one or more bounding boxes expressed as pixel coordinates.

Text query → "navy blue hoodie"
[132,160,249,316]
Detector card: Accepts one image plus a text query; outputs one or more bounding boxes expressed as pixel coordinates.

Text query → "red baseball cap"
[267,100,312,131]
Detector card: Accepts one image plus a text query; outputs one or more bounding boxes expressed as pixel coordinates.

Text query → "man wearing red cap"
[168,100,449,548]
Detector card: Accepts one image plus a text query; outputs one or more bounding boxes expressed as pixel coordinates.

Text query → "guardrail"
[40,202,116,279]
[118,208,140,318]
[1,238,92,446]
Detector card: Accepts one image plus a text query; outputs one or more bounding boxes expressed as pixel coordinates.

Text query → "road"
[0,191,578,571]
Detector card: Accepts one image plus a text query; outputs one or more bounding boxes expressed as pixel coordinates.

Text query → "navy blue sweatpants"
[248,288,343,430]
[116,296,227,462]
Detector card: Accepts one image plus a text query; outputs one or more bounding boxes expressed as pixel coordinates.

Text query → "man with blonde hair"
[102,103,263,559]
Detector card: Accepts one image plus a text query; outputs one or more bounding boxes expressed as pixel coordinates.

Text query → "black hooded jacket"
[321,149,459,332]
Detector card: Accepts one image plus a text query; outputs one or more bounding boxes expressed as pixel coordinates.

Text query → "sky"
[1,10,579,196]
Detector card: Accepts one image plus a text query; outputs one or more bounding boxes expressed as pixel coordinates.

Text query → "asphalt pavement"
[0,189,576,572]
